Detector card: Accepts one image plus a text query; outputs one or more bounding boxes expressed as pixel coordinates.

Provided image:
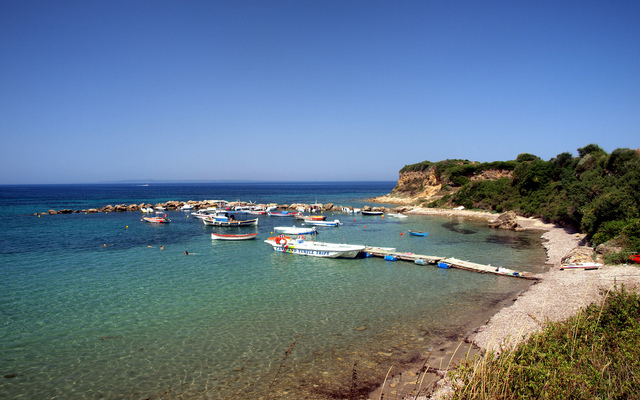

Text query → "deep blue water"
[0,182,547,399]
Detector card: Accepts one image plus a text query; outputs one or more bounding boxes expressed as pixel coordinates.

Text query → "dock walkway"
[363,247,538,280]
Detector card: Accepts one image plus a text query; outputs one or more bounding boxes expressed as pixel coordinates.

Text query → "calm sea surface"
[0,182,547,399]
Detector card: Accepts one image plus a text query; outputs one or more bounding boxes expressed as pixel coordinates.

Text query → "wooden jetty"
[363,247,538,280]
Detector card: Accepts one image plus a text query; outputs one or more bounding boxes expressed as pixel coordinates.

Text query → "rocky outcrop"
[561,246,597,264]
[488,211,519,230]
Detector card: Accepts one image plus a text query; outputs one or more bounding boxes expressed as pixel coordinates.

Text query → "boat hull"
[273,226,317,235]
[211,233,258,240]
[264,238,364,258]
[202,218,258,227]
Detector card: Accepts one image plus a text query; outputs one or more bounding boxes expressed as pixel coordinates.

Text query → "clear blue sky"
[1,1,638,184]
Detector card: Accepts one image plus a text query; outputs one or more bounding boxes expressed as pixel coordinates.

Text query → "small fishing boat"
[202,216,259,227]
[274,226,318,235]
[264,236,365,258]
[560,262,602,270]
[143,215,170,223]
[295,213,327,221]
[211,232,258,240]
[408,230,429,237]
[268,211,296,217]
[361,210,384,215]
[304,219,342,227]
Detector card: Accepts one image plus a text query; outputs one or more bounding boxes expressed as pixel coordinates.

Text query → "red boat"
[628,255,640,264]
[143,215,170,223]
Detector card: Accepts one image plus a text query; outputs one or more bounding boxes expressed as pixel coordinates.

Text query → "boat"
[295,213,327,221]
[304,219,342,227]
[628,255,640,264]
[361,210,384,215]
[268,211,296,217]
[202,215,259,227]
[143,215,170,223]
[211,232,258,240]
[560,262,602,270]
[180,204,194,211]
[387,213,408,218]
[408,230,429,237]
[141,207,154,213]
[264,236,365,258]
[274,226,318,235]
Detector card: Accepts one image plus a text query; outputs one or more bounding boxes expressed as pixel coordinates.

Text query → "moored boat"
[387,213,408,218]
[361,210,384,215]
[268,211,296,217]
[273,226,318,235]
[143,215,170,223]
[264,236,365,258]
[304,219,342,227]
[211,232,258,240]
[408,230,429,237]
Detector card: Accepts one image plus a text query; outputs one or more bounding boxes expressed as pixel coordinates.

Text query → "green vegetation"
[447,285,640,399]
[408,144,640,256]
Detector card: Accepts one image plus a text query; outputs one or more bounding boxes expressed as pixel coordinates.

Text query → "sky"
[1,1,638,184]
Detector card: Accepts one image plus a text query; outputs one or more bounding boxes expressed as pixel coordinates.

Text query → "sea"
[0,182,548,399]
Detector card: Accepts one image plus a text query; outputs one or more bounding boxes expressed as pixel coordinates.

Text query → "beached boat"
[408,230,429,237]
[143,215,170,223]
[268,211,296,217]
[628,255,640,264]
[304,219,342,227]
[211,232,258,240]
[560,262,602,270]
[264,236,365,258]
[274,226,318,235]
[361,210,384,215]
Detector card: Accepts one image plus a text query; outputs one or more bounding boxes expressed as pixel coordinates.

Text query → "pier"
[363,247,539,280]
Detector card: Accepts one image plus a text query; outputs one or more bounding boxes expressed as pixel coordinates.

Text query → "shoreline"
[368,206,640,399]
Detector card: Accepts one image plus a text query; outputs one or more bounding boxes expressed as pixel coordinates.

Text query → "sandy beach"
[368,207,640,399]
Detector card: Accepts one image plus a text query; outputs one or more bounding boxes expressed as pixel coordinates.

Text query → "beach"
[369,207,640,399]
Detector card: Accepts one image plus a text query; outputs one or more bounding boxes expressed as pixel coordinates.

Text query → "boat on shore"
[274,226,318,235]
[628,255,640,264]
[408,230,429,237]
[211,232,258,240]
[143,215,170,223]
[305,219,342,227]
[264,236,365,258]
[560,262,602,270]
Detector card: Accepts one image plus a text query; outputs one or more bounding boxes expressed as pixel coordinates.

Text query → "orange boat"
[628,255,640,264]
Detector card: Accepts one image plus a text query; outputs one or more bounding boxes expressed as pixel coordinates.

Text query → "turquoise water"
[0,183,547,399]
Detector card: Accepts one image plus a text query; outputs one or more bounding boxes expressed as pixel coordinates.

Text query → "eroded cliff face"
[375,165,513,205]
[390,166,443,198]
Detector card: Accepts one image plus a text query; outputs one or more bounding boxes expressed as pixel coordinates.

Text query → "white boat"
[560,262,602,270]
[211,232,258,240]
[141,207,154,213]
[304,219,342,227]
[273,226,318,235]
[361,210,384,215]
[202,213,259,227]
[264,236,365,258]
[181,204,194,211]
[268,211,296,217]
[143,215,170,223]
[387,213,408,218]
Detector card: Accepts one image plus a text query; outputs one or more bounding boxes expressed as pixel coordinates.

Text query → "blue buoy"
[384,255,397,261]
[438,262,449,269]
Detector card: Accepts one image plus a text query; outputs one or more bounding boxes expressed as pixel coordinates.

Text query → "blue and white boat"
[264,236,365,258]
[304,219,342,227]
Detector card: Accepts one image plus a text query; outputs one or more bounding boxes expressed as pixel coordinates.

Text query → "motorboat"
[273,226,318,235]
[264,236,365,258]
[143,215,170,223]
[180,204,194,211]
[361,210,384,215]
[304,219,342,227]
[268,211,296,217]
[211,232,258,240]
[295,213,327,221]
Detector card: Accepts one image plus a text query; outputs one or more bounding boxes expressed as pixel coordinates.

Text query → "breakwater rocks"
[38,201,395,216]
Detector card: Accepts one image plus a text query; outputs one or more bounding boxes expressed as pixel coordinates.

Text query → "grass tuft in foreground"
[447,285,640,399]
